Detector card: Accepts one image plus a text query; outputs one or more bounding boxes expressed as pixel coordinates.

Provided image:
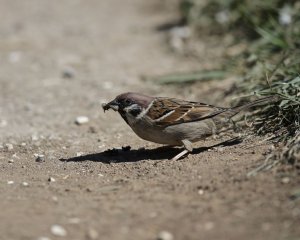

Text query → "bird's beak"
[102,100,119,112]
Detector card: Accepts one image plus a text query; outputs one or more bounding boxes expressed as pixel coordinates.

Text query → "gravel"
[5,143,13,151]
[62,66,76,79]
[157,231,174,240]
[51,225,67,237]
[22,182,29,187]
[37,237,51,240]
[0,119,7,127]
[198,189,204,195]
[87,228,99,240]
[281,177,290,184]
[35,154,45,163]
[75,116,89,125]
[48,177,56,182]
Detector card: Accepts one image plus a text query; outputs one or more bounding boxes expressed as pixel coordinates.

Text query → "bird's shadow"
[60,137,243,164]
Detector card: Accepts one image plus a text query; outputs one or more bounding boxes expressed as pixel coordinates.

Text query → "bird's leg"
[171,149,189,161]
[171,139,193,161]
[182,139,193,152]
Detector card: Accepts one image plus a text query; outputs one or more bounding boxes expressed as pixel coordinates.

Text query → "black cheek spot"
[129,108,141,117]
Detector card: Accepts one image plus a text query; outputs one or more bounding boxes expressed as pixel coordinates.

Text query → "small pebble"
[169,26,191,52]
[76,152,84,157]
[157,231,174,240]
[20,142,26,146]
[198,189,204,195]
[37,237,51,240]
[5,143,13,151]
[87,228,99,240]
[98,144,105,149]
[8,51,22,63]
[35,154,45,163]
[48,177,56,182]
[75,116,89,125]
[281,177,290,184]
[8,159,14,163]
[204,222,215,231]
[7,181,14,185]
[52,196,58,202]
[0,119,7,127]
[31,134,39,141]
[62,66,76,79]
[22,182,29,187]
[51,225,67,237]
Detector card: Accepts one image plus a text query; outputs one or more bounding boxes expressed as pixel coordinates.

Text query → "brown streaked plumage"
[147,98,227,126]
[102,92,278,160]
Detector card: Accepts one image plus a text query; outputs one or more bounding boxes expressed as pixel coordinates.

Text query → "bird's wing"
[146,97,227,127]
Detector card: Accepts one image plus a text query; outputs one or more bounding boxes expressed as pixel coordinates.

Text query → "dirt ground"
[0,1,299,240]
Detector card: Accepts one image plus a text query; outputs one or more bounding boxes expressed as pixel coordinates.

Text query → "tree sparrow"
[102,92,276,160]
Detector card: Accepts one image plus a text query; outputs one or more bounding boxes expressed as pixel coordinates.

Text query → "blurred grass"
[150,70,226,84]
[167,0,300,169]
[180,0,300,40]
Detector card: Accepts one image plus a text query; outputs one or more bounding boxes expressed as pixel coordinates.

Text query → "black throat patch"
[119,111,129,124]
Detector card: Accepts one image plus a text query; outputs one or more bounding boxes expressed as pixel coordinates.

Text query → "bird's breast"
[129,117,217,146]
[128,117,181,145]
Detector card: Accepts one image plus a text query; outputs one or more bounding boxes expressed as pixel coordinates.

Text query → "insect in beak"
[102,100,119,112]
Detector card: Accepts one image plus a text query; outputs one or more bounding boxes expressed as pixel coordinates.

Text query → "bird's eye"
[125,99,132,105]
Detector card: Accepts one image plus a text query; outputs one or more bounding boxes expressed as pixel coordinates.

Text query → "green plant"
[176,0,300,169]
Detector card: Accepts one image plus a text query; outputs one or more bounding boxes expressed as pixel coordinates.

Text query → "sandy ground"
[0,1,299,240]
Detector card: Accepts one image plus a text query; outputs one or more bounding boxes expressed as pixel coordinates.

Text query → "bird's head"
[102,92,154,123]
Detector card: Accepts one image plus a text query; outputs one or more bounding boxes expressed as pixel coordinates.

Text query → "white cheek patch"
[123,104,143,122]
[124,104,139,113]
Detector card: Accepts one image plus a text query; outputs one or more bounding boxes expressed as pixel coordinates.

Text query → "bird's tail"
[222,95,280,119]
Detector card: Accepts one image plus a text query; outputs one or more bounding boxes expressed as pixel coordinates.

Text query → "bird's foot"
[171,139,193,161]
[171,149,189,161]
